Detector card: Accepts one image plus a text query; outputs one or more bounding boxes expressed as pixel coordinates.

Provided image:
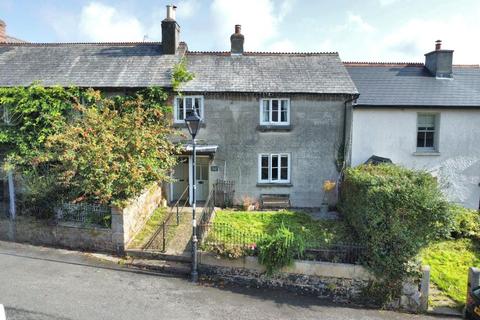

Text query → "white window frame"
[416,113,439,152]
[258,153,291,184]
[173,95,204,123]
[259,98,290,125]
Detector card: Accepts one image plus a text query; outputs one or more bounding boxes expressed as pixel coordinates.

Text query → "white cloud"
[378,0,399,6]
[79,2,145,42]
[347,12,375,32]
[268,39,296,52]
[210,0,295,51]
[377,15,480,63]
[177,0,200,19]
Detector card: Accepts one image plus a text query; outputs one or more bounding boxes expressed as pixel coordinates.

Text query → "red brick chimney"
[0,19,6,43]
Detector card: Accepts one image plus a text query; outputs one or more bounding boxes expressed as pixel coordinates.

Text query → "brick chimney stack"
[425,40,453,78]
[0,19,6,43]
[230,24,244,55]
[161,5,180,55]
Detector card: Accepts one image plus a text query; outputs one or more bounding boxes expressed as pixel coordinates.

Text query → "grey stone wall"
[178,93,351,207]
[0,183,163,254]
[198,252,428,313]
[0,216,115,252]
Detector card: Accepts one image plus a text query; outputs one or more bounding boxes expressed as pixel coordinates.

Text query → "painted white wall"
[352,108,480,209]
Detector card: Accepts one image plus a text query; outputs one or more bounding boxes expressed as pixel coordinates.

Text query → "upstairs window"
[174,96,204,123]
[417,114,438,151]
[260,98,290,125]
[258,153,290,183]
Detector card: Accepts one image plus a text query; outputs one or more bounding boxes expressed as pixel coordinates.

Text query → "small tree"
[44,89,182,206]
[339,164,451,303]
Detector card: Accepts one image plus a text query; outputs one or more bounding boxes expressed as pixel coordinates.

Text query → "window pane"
[272,155,278,168]
[280,100,288,122]
[262,100,270,122]
[281,168,288,180]
[177,98,184,120]
[185,98,193,117]
[194,98,201,117]
[425,132,434,148]
[272,100,279,122]
[418,115,435,127]
[272,168,278,180]
[280,156,288,167]
[261,168,269,180]
[261,156,269,167]
[417,132,425,148]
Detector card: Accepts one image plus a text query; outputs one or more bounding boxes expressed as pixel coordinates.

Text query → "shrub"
[339,164,451,303]
[258,224,305,274]
[450,204,480,239]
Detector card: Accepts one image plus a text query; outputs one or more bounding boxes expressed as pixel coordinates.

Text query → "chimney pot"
[0,19,6,43]
[425,40,453,78]
[162,5,180,54]
[230,24,244,55]
[166,5,177,20]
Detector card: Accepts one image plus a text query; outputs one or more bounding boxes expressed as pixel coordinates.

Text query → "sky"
[1,0,479,64]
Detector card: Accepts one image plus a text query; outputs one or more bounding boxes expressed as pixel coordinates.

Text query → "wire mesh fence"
[55,202,111,228]
[198,222,366,264]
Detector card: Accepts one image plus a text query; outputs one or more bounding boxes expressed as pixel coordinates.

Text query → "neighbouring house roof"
[345,62,480,107]
[0,42,182,88]
[0,42,358,95]
[5,35,27,43]
[182,52,358,95]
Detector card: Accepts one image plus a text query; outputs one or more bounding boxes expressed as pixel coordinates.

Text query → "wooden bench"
[260,194,291,209]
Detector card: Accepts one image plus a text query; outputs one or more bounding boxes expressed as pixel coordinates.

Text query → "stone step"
[126,248,192,263]
[126,257,191,276]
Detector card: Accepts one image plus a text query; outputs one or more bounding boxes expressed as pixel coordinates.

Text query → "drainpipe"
[341,93,360,172]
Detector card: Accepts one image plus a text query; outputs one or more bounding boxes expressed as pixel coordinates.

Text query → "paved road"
[0,241,454,320]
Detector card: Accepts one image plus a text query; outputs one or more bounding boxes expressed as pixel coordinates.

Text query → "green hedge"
[339,164,451,301]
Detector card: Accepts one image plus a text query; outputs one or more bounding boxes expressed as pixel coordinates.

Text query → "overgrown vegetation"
[421,239,480,307]
[203,210,352,272]
[129,207,168,248]
[339,164,452,304]
[258,224,305,274]
[0,60,194,216]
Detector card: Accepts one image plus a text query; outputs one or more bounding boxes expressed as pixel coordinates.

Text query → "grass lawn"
[207,209,352,247]
[420,238,480,307]
[129,207,168,249]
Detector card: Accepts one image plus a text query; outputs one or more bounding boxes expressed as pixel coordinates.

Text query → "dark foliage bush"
[339,164,451,303]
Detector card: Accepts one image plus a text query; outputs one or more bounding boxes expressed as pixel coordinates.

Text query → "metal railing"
[143,185,189,251]
[55,202,111,228]
[197,190,216,242]
[198,222,366,264]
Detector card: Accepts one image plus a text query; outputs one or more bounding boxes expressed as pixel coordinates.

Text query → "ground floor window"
[258,153,290,183]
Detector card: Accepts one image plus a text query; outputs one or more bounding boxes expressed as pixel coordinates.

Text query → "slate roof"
[182,52,358,94]
[5,35,26,43]
[0,43,181,88]
[345,63,480,107]
[0,43,358,94]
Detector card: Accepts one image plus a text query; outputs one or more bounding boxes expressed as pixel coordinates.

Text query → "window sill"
[256,183,293,187]
[413,151,441,156]
[173,122,206,129]
[257,124,292,132]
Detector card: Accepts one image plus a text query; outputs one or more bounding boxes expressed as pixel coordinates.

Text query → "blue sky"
[1,0,479,63]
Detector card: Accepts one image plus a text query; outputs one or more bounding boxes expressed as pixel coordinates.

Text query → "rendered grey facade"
[0,7,358,208]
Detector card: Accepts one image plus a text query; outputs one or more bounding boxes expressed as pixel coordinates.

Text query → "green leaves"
[258,223,306,275]
[339,164,451,304]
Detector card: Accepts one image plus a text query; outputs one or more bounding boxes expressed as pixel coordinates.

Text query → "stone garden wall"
[199,252,429,313]
[0,183,162,254]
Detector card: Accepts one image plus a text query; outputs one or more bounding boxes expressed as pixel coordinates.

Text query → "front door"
[196,157,209,202]
[172,157,189,202]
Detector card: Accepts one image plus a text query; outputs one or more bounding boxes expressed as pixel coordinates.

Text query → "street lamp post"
[185,110,201,283]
